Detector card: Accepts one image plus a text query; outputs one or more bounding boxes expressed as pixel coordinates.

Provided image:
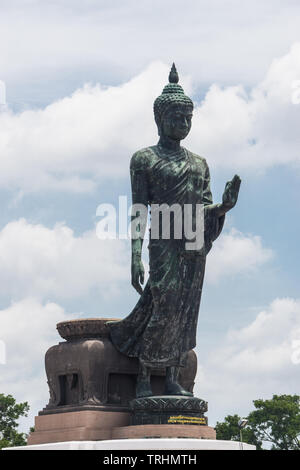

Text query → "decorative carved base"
[43,318,197,413]
[130,395,208,426]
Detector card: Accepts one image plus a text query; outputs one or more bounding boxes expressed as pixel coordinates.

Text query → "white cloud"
[196,298,300,424]
[0,298,69,371]
[206,228,273,283]
[188,43,300,171]
[1,0,300,88]
[0,44,300,194]
[0,220,272,302]
[0,62,174,193]
[0,298,80,433]
[0,218,129,300]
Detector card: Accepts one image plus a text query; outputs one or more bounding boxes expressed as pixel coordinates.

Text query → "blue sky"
[0,0,300,434]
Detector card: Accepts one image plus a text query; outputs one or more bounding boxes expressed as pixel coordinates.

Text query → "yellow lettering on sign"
[167,415,206,425]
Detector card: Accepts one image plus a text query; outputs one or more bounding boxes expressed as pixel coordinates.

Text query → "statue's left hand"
[221,174,241,212]
[131,256,145,295]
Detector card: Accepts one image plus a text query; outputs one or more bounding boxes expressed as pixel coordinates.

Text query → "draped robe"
[108,144,225,368]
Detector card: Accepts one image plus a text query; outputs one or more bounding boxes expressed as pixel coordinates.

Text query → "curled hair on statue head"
[153,63,193,135]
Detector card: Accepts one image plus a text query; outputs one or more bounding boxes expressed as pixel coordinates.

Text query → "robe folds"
[108,144,224,368]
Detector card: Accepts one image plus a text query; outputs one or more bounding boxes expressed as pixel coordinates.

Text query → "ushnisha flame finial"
[169,63,179,84]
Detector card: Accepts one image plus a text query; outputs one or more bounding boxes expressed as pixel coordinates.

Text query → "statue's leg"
[136,360,153,398]
[165,359,193,397]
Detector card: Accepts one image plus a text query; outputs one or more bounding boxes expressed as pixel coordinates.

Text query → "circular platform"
[130,395,208,426]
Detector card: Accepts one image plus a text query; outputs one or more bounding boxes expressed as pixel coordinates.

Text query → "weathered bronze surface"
[42,318,197,414]
[108,64,241,398]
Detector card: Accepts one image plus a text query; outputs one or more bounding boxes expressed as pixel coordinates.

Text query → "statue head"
[154,64,194,141]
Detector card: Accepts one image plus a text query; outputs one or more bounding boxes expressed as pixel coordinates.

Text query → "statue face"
[160,103,193,141]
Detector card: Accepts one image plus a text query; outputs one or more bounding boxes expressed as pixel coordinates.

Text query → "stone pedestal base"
[27,410,215,445]
[28,395,213,445]
[112,424,216,440]
[27,409,130,445]
[27,319,213,448]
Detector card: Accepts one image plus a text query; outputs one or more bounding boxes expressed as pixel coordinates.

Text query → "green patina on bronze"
[108,64,241,398]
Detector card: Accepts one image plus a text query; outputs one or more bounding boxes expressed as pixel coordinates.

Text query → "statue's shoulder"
[130,146,157,171]
[184,148,209,171]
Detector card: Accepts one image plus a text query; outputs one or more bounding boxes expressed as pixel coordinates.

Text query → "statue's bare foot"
[136,379,153,398]
[165,381,193,397]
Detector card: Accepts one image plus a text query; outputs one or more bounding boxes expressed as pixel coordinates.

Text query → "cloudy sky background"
[0,0,300,434]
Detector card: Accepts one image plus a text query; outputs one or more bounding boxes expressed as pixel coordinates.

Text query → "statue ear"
[155,116,162,136]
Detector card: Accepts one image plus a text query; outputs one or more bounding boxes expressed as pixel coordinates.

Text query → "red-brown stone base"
[27,410,130,445]
[27,410,215,445]
[112,424,216,440]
